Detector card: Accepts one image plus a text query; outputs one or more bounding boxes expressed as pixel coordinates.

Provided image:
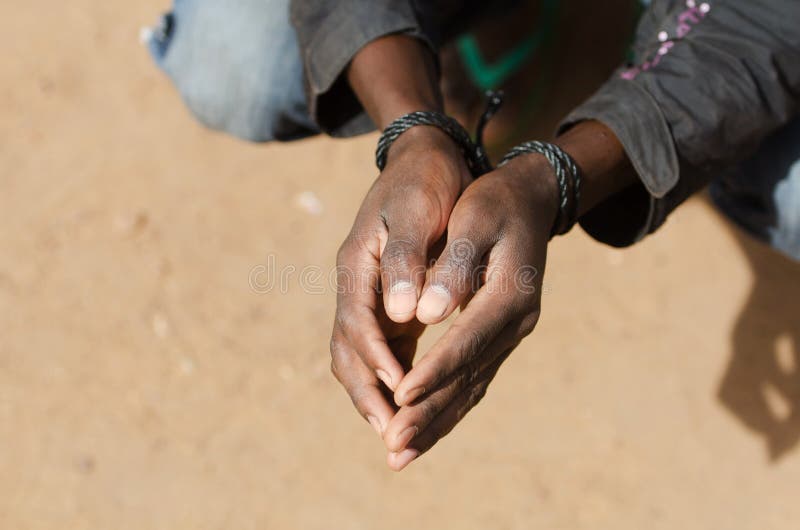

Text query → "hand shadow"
[717,225,800,461]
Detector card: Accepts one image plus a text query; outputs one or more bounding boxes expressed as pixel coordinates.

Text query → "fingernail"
[386,281,417,317]
[417,284,450,321]
[375,369,394,390]
[389,448,420,470]
[366,415,383,436]
[395,426,418,449]
[400,386,426,406]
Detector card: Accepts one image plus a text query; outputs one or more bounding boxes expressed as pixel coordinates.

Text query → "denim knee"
[711,117,800,261]
[146,0,318,142]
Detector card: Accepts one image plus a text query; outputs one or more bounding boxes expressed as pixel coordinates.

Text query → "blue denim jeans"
[145,0,800,261]
[710,119,800,261]
[147,0,319,141]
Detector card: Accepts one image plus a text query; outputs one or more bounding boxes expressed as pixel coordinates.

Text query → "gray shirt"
[290,0,800,246]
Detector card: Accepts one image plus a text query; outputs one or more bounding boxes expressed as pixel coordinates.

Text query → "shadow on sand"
[718,225,800,461]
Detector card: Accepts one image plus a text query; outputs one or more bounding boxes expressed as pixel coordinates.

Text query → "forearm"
[500,119,639,236]
[346,34,470,194]
[347,35,442,130]
[555,120,638,217]
[553,1,800,247]
[347,36,636,229]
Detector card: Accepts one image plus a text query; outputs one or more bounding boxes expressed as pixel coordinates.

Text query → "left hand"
[380,155,560,471]
[329,126,471,439]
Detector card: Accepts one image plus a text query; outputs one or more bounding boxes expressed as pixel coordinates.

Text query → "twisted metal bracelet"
[499,141,581,236]
[375,91,504,178]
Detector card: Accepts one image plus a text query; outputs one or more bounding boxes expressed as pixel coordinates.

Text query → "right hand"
[330,126,471,436]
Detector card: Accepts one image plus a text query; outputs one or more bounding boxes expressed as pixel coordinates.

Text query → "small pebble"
[278,364,295,381]
[113,211,148,237]
[293,191,323,216]
[152,312,170,339]
[76,455,95,474]
[179,357,195,374]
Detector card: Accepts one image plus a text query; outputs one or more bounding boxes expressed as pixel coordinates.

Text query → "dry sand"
[2,2,799,529]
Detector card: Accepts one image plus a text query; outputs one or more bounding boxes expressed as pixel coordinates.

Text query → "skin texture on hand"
[382,156,559,470]
[332,122,635,472]
[330,33,469,446]
[377,120,638,470]
[334,33,638,471]
[329,124,472,440]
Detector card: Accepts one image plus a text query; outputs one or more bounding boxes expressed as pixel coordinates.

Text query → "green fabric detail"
[456,0,559,91]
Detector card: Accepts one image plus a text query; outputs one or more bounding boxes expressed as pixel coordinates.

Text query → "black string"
[375,91,504,178]
[374,91,581,237]
[499,141,581,237]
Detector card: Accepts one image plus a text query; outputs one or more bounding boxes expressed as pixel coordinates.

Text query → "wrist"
[382,126,472,191]
[386,125,458,162]
[496,154,561,231]
[348,35,443,130]
[554,120,637,216]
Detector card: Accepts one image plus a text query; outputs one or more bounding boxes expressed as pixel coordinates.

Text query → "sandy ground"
[2,2,800,529]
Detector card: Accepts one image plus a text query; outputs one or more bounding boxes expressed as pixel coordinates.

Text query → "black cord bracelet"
[375,93,579,237]
[499,141,582,237]
[375,91,504,178]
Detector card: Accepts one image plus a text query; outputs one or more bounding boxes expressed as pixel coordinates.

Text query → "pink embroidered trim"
[621,0,711,80]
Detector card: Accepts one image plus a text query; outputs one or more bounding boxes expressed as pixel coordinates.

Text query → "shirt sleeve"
[289,0,433,137]
[559,0,800,247]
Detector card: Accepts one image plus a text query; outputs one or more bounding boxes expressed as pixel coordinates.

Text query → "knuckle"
[456,383,490,427]
[334,308,358,335]
[452,189,488,217]
[337,229,380,263]
[335,238,355,265]
[440,239,479,290]
[428,363,450,392]
[465,357,482,385]
[415,394,442,425]
[467,382,489,409]
[522,280,542,302]
[404,186,444,218]
[517,311,541,337]
[452,191,499,230]
[329,359,342,383]
[455,354,483,390]
[382,186,445,235]
[347,385,370,414]
[454,326,486,366]
[382,238,420,269]
[453,370,470,392]
[506,290,536,316]
[329,340,348,380]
